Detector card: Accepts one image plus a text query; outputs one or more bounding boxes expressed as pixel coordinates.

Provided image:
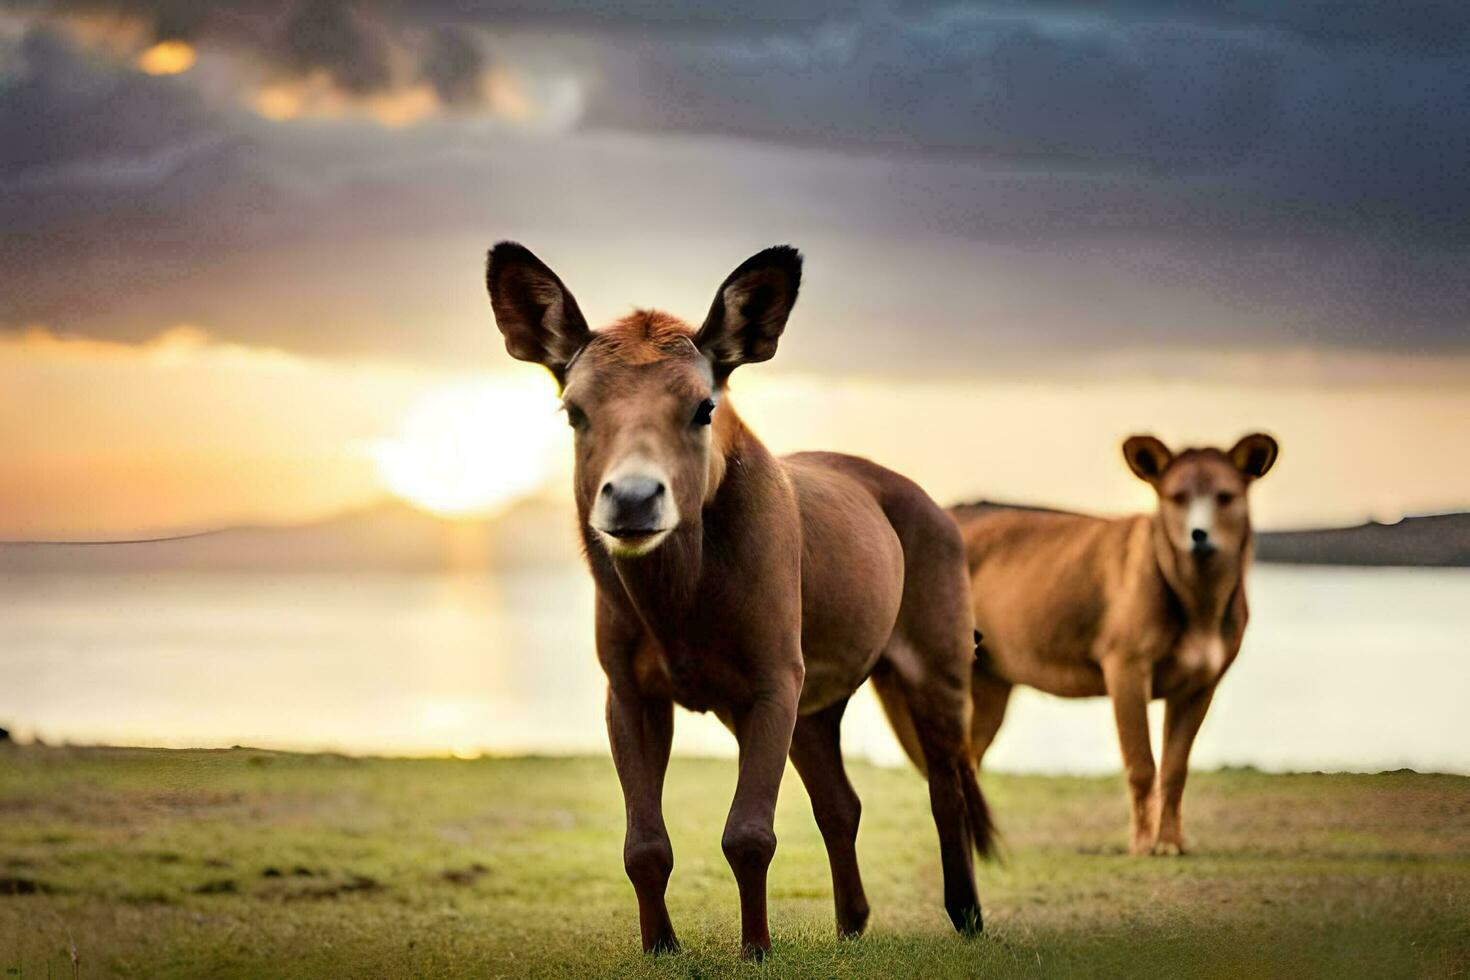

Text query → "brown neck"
[1150,515,1250,631]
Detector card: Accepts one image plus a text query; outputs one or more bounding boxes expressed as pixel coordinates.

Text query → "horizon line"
[4,500,1468,547]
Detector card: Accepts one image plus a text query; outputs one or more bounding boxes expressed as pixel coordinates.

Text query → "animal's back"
[954,506,1148,696]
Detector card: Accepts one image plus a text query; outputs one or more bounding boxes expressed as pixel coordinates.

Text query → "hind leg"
[883,637,985,935]
[921,730,983,934]
[789,699,869,937]
[879,502,991,933]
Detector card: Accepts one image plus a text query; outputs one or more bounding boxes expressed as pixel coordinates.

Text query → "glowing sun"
[371,379,562,518]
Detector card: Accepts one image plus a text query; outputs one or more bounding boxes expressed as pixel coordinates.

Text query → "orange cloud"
[0,325,440,538]
[136,40,195,75]
[251,74,440,128]
[33,8,582,131]
[0,324,305,372]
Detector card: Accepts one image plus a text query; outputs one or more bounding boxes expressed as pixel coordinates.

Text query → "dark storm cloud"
[1,0,1467,365]
[1022,1,1470,55]
[8,0,1468,229]
[280,0,391,96]
[0,29,220,184]
[586,4,1470,246]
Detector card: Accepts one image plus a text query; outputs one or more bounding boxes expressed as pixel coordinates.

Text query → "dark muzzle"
[599,476,667,536]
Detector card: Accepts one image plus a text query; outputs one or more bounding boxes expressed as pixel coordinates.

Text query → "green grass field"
[1,746,1466,978]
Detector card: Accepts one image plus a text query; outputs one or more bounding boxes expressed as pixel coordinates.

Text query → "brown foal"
[952,434,1279,855]
[486,242,991,957]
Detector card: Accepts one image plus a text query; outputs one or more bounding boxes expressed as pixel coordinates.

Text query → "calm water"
[1,565,1466,774]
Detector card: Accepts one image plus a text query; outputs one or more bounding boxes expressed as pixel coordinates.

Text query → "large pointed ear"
[1229,432,1279,479]
[1122,435,1174,485]
[695,245,802,378]
[485,242,591,385]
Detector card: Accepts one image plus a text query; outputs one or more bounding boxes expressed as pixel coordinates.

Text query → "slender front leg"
[788,699,869,938]
[1156,683,1216,855]
[723,676,801,959]
[606,685,679,953]
[1101,656,1157,856]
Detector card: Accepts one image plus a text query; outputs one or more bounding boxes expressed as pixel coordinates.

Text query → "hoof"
[644,934,681,956]
[740,942,770,962]
[947,904,984,936]
[837,907,870,940]
[1152,840,1186,857]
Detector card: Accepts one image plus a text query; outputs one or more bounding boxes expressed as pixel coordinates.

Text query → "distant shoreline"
[2,742,1464,780]
[4,499,1469,569]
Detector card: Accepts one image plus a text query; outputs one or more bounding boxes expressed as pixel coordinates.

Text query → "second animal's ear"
[485,242,591,385]
[1123,435,1174,485]
[695,245,802,378]
[1229,432,1279,479]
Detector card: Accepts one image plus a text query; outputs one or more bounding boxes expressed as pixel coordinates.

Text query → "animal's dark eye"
[564,402,589,431]
[1217,492,1236,507]
[1170,491,1188,506]
[692,398,715,427]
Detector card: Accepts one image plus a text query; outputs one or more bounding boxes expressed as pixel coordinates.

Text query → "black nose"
[599,477,666,535]
[1191,528,1208,544]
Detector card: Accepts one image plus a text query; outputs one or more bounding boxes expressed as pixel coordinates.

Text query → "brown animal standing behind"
[485,242,991,958]
[948,434,1279,855]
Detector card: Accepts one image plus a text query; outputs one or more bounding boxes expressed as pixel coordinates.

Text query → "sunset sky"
[3,2,1468,539]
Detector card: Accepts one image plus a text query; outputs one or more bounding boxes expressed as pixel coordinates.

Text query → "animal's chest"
[1155,630,1231,695]
[629,634,749,714]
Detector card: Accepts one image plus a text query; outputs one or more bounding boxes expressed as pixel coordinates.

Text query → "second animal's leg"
[1101,657,1158,856]
[1156,684,1216,855]
[789,699,870,937]
[724,679,802,959]
[970,667,1013,765]
[870,667,926,775]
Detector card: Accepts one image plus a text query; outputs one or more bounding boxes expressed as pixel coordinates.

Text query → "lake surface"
[1,565,1466,774]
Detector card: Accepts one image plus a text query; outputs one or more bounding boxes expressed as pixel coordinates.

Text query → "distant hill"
[1253,513,1470,567]
[950,501,1470,568]
[0,498,583,574]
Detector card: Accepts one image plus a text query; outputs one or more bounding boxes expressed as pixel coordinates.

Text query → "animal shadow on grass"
[0,876,55,895]
[279,874,382,901]
[440,863,489,886]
